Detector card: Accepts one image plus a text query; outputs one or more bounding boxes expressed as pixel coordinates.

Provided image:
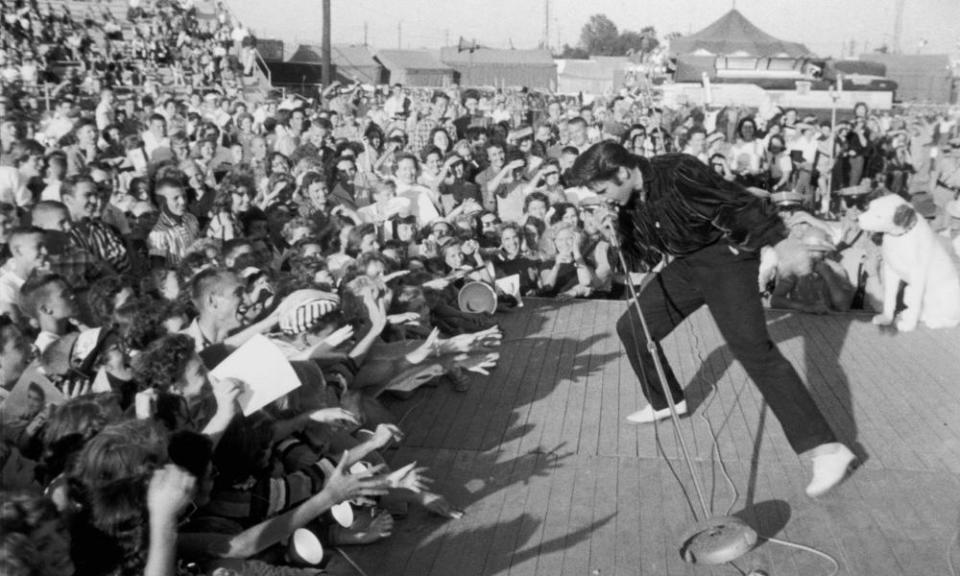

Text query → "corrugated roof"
[376,50,452,71]
[670,9,810,58]
[439,47,555,67]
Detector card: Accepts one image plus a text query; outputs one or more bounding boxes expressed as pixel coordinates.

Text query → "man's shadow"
[681,310,869,464]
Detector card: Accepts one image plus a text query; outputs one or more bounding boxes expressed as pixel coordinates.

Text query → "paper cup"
[290,528,326,566]
[330,501,354,527]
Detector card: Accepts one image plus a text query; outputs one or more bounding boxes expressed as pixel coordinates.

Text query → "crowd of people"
[2,0,960,574]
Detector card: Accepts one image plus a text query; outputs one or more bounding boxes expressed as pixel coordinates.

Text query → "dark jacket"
[619,153,787,269]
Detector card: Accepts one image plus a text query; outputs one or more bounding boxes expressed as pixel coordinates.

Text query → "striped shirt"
[70,219,131,274]
[148,211,200,267]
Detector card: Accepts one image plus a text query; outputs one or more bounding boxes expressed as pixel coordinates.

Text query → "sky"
[226,0,960,59]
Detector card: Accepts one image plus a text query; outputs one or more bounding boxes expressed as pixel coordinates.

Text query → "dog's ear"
[892,203,917,231]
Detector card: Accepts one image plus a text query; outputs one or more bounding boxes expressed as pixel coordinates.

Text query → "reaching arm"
[486,160,523,196]
[348,295,387,362]
[178,456,390,560]
[223,311,279,349]
[145,466,196,576]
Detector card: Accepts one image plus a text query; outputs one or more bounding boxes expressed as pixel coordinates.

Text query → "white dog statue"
[857,195,960,331]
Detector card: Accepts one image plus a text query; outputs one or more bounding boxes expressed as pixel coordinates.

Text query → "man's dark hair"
[148,113,166,125]
[7,225,46,245]
[569,141,641,187]
[524,191,549,213]
[420,145,443,163]
[189,267,233,309]
[461,89,480,106]
[61,175,97,198]
[568,116,588,129]
[394,152,419,171]
[20,272,68,319]
[154,177,183,195]
[431,91,449,105]
[465,126,487,142]
[485,139,506,154]
[10,139,44,167]
[222,238,254,259]
[73,117,97,133]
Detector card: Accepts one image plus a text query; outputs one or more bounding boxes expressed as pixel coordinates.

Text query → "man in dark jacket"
[571,142,855,498]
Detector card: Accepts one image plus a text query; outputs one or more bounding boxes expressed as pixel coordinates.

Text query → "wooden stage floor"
[331,298,960,576]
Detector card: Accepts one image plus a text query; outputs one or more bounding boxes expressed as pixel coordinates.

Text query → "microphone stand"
[605,214,758,566]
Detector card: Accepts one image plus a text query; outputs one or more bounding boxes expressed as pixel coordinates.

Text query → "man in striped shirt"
[61,175,131,275]
[148,177,200,268]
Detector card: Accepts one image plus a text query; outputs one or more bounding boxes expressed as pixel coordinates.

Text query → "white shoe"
[805,443,856,497]
[626,400,688,424]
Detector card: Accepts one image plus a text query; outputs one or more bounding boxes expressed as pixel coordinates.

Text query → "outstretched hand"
[324,452,390,504]
[387,461,432,493]
[308,407,361,426]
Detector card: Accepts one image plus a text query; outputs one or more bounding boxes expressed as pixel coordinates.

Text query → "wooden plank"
[481,449,544,576]
[587,455,619,575]
[559,455,600,576]
[520,299,578,454]
[402,447,460,576]
[529,451,576,576]
[615,457,644,574]
[821,314,931,471]
[578,311,606,456]
[598,301,624,458]
[428,450,500,576]
[536,300,588,454]
[635,458,668,574]
[336,301,960,576]
[478,325,544,455]
[457,306,537,452]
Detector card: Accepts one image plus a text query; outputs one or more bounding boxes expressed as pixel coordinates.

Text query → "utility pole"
[543,0,550,51]
[445,29,450,47]
[892,0,905,53]
[398,21,402,50]
[363,22,368,47]
[321,0,331,87]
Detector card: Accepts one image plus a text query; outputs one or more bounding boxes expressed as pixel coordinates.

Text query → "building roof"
[287,44,380,69]
[439,47,555,67]
[376,50,452,72]
[859,53,952,76]
[556,58,632,80]
[670,9,811,58]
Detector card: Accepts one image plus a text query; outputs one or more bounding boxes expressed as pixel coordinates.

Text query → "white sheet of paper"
[210,335,301,416]
[495,274,523,307]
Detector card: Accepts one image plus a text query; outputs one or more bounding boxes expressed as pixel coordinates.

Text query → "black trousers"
[616,242,837,455]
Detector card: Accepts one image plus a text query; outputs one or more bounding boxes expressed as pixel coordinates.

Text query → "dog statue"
[857,194,960,331]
